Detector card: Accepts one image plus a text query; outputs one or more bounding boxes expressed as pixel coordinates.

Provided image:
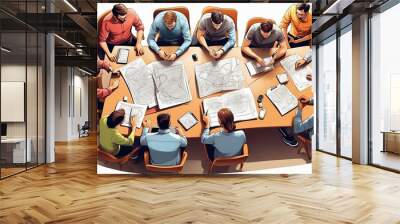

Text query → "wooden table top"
[101,46,313,138]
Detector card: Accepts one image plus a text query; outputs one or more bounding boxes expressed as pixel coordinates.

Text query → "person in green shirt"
[99,109,136,157]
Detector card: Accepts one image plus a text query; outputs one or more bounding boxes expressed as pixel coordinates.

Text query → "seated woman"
[99,109,136,157]
[201,108,246,161]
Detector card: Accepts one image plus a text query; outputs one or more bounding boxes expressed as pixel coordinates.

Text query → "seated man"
[196,11,236,59]
[241,21,287,67]
[279,96,314,147]
[201,108,246,161]
[99,109,136,157]
[98,3,145,61]
[280,3,312,48]
[140,113,187,166]
[147,10,191,61]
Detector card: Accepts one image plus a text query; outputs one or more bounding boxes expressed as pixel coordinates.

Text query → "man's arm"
[241,38,261,61]
[293,34,312,44]
[273,39,287,61]
[176,18,192,56]
[147,21,161,53]
[112,129,135,146]
[279,7,292,48]
[221,23,236,53]
[139,127,150,146]
[197,28,210,51]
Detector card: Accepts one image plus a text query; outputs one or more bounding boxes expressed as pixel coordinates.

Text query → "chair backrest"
[97,147,139,164]
[212,144,249,166]
[144,151,188,173]
[244,17,277,37]
[298,135,311,147]
[153,7,190,29]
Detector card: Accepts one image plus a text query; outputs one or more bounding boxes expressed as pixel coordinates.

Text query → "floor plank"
[0,135,399,223]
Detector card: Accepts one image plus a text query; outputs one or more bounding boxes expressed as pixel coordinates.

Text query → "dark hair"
[260,21,273,33]
[297,3,310,13]
[218,108,236,132]
[157,113,170,130]
[107,109,125,128]
[112,4,128,16]
[211,11,224,24]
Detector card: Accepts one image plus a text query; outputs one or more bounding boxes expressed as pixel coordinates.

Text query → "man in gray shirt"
[241,21,287,67]
[196,11,236,59]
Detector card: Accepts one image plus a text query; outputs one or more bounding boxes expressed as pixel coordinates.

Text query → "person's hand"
[202,114,210,127]
[107,52,117,62]
[158,50,168,60]
[295,59,307,70]
[130,116,136,128]
[306,74,312,81]
[298,100,304,110]
[214,49,224,59]
[135,43,144,56]
[167,53,177,61]
[142,119,152,128]
[176,127,184,136]
[110,79,119,90]
[256,57,267,67]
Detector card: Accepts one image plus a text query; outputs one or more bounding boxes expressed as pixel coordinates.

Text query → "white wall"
[54,67,89,141]
[97,3,293,46]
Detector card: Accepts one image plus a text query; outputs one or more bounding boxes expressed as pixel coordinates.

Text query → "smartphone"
[192,54,198,61]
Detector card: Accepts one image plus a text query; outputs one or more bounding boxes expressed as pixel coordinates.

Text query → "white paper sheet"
[203,88,258,127]
[195,57,244,98]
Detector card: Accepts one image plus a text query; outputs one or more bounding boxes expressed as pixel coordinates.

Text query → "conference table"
[101,45,313,138]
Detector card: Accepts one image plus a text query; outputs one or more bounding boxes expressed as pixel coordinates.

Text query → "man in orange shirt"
[280,3,312,48]
[98,4,145,61]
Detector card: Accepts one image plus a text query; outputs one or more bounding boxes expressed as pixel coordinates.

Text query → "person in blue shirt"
[147,10,191,61]
[195,11,236,59]
[293,97,314,140]
[201,108,246,161]
[140,113,187,166]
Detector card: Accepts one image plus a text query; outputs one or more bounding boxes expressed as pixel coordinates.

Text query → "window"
[370,2,400,171]
[317,35,337,154]
[339,26,352,158]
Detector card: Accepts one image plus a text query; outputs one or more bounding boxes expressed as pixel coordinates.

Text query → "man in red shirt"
[98,4,144,61]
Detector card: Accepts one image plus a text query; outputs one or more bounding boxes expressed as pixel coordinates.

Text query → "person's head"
[296,3,310,21]
[218,108,236,133]
[163,11,177,31]
[210,11,224,30]
[259,21,274,39]
[107,109,125,128]
[157,113,171,130]
[112,4,128,22]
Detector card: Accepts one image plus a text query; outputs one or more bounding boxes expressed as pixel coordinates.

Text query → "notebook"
[266,84,298,116]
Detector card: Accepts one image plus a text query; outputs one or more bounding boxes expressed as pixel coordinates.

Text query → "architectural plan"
[195,57,244,98]
[280,54,312,91]
[246,57,274,76]
[202,88,258,127]
[152,61,192,109]
[115,101,147,128]
[119,58,158,108]
[266,84,298,115]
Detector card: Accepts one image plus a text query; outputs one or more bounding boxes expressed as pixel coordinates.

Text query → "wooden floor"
[1,135,400,223]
